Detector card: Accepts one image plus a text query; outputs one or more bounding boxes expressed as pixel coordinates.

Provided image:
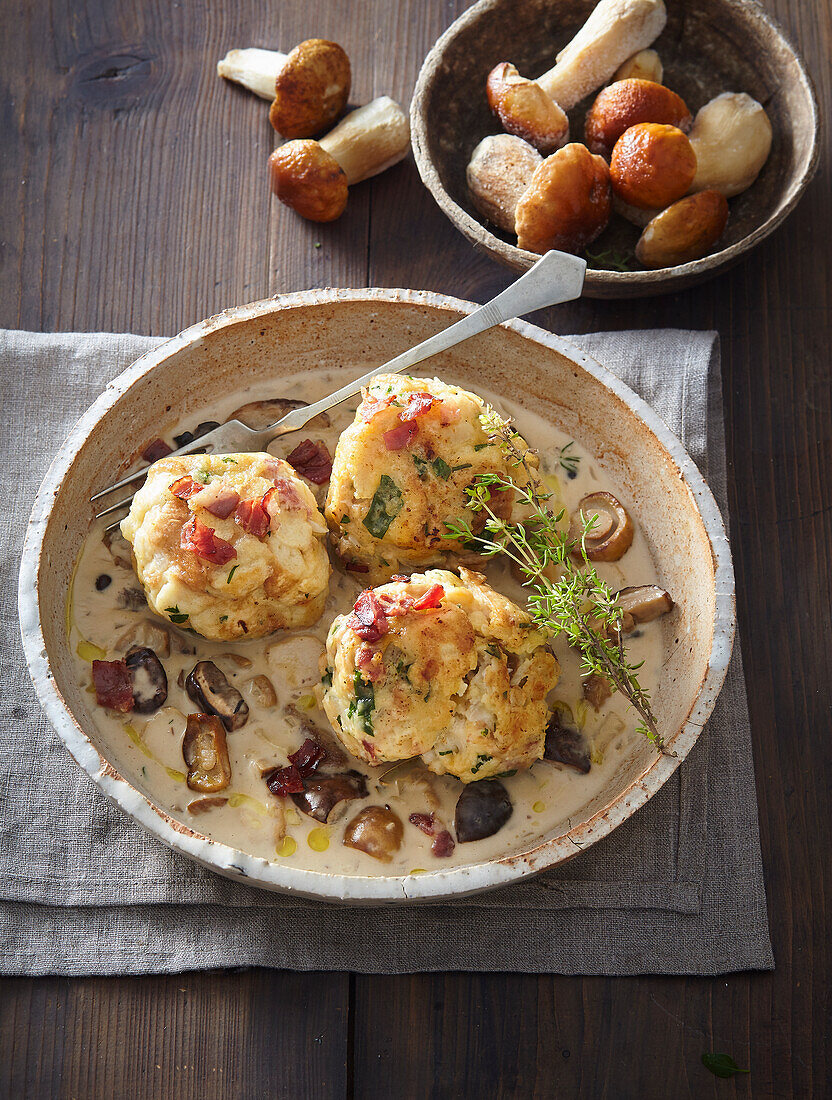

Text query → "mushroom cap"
[466,134,542,234]
[610,122,697,209]
[584,78,691,158]
[636,189,729,268]
[269,38,351,138]
[486,62,569,155]
[515,143,611,254]
[268,140,348,222]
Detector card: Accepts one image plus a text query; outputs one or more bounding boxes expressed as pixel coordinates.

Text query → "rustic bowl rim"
[18,287,735,903]
[410,0,821,295]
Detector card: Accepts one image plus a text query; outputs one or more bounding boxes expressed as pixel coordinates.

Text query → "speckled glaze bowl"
[19,290,735,902]
[411,0,820,297]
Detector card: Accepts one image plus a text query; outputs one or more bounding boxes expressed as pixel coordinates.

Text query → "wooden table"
[1,1,829,1095]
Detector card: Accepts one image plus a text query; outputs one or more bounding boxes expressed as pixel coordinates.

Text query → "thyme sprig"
[445,415,669,754]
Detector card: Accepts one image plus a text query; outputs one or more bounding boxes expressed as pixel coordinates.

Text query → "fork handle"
[268,249,586,438]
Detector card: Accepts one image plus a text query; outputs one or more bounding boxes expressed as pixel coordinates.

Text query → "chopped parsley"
[219,615,228,623]
[363,475,403,539]
[438,750,452,756]
[497,769,517,778]
[558,441,580,479]
[164,605,189,624]
[221,457,238,464]
[414,455,473,481]
[471,753,493,774]
[193,468,211,484]
[412,454,429,481]
[321,668,333,688]
[473,442,492,451]
[226,565,239,584]
[340,514,351,524]
[348,670,375,735]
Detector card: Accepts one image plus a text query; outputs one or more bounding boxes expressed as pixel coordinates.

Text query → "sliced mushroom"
[216,652,253,669]
[455,779,513,843]
[466,134,542,234]
[228,397,332,431]
[124,646,168,714]
[291,771,368,823]
[616,585,674,633]
[343,805,404,862]
[183,714,231,793]
[544,703,591,773]
[570,492,634,562]
[116,587,147,612]
[115,619,171,659]
[186,661,249,730]
[247,674,278,709]
[583,671,612,711]
[187,796,229,814]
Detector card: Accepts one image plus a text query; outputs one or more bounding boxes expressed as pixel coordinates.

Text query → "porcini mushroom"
[217,40,351,138]
[183,714,232,793]
[455,780,512,843]
[268,96,410,222]
[185,661,249,731]
[570,491,634,561]
[486,63,569,155]
[635,190,729,268]
[585,79,691,158]
[615,585,674,632]
[613,48,663,84]
[466,134,542,233]
[515,143,611,254]
[343,806,404,862]
[609,122,697,210]
[687,92,772,198]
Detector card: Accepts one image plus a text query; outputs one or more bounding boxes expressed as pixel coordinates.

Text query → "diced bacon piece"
[347,590,389,642]
[263,457,287,480]
[142,438,173,463]
[288,738,326,777]
[431,830,455,857]
[355,644,384,682]
[412,583,444,610]
[267,478,305,512]
[409,812,436,837]
[234,496,270,538]
[170,476,202,501]
[265,764,305,797]
[358,394,396,422]
[194,482,240,519]
[92,659,134,712]
[345,560,370,573]
[287,438,333,484]
[401,392,440,420]
[361,738,377,760]
[180,515,237,565]
[389,574,410,583]
[376,591,414,618]
[383,420,418,451]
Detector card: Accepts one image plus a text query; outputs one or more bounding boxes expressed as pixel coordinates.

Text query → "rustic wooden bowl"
[411,0,820,298]
[19,290,734,902]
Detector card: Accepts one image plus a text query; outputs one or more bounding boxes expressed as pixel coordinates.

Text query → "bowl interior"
[29,293,727,899]
[412,0,819,296]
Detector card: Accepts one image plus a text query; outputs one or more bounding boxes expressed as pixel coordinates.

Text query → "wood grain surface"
[1,0,830,1096]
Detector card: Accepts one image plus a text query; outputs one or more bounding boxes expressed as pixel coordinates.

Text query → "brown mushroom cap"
[636,190,728,269]
[615,585,674,632]
[343,805,404,862]
[584,79,691,158]
[466,134,542,234]
[610,122,696,210]
[515,143,611,254]
[268,140,348,222]
[570,491,634,561]
[269,39,351,138]
[486,62,569,155]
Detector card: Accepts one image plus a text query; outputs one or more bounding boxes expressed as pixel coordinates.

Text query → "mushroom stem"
[318,96,410,185]
[217,48,288,100]
[536,0,667,110]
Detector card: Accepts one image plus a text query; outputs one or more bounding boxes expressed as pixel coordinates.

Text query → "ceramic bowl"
[411,0,820,298]
[19,289,734,901]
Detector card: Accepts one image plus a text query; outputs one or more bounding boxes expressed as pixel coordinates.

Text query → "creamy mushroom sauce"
[68,368,664,877]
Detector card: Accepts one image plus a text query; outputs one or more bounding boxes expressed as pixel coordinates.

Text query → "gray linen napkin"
[0,327,773,975]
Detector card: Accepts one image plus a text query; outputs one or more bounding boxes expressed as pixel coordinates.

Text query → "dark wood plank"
[0,0,830,1095]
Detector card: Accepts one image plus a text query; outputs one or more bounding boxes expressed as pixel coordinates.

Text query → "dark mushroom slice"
[187,796,229,814]
[569,492,634,562]
[185,661,249,731]
[544,703,591,773]
[291,770,368,823]
[172,420,220,448]
[615,585,674,633]
[124,646,168,714]
[116,586,148,611]
[583,671,612,711]
[227,397,330,431]
[343,805,404,862]
[183,713,232,793]
[455,779,513,843]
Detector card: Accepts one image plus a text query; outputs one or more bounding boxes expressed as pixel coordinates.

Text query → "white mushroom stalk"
[319,96,410,185]
[217,48,288,100]
[537,0,667,110]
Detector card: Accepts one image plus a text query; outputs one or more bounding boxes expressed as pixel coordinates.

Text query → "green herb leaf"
[349,669,375,735]
[432,457,453,479]
[226,565,239,584]
[219,615,228,623]
[164,605,189,624]
[558,441,580,478]
[221,457,238,464]
[497,769,517,778]
[363,475,403,539]
[321,668,333,688]
[701,1054,749,1079]
[340,514,351,524]
[193,469,211,484]
[412,454,429,481]
[584,246,635,273]
[473,442,492,451]
[471,753,493,774]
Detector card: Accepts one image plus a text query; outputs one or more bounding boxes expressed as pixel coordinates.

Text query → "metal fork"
[91,249,586,522]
